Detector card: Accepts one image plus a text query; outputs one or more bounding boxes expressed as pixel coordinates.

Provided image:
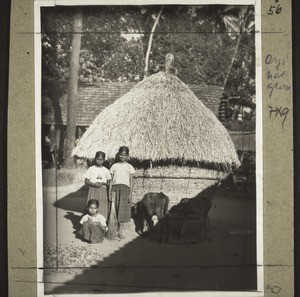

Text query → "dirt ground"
[42,169,257,294]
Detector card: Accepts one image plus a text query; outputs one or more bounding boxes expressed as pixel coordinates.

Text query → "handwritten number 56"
[268,4,282,15]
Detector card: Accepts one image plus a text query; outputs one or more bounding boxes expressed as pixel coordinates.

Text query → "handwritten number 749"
[268,105,289,129]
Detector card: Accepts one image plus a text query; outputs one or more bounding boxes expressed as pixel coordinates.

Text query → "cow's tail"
[162,192,170,242]
[161,192,169,217]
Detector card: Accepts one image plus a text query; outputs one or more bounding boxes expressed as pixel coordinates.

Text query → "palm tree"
[63,9,83,168]
[210,5,254,123]
[220,5,254,90]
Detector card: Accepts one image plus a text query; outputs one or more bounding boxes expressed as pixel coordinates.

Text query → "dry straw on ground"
[73,71,240,171]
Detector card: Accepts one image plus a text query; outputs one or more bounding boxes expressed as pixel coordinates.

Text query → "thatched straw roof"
[42,81,223,126]
[72,71,240,170]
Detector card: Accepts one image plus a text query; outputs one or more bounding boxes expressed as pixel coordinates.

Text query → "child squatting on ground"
[84,151,111,219]
[79,199,108,243]
[109,146,135,240]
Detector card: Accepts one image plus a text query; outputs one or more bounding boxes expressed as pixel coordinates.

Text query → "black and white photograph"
[36,1,262,295]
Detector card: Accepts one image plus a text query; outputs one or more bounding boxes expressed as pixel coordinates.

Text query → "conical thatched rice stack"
[73,60,240,205]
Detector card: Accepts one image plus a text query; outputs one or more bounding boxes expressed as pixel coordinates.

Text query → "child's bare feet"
[118,233,125,240]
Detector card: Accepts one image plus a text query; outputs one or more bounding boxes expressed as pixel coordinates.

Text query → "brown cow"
[131,192,169,243]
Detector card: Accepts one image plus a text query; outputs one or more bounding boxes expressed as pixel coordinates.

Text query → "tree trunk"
[222,32,242,90]
[63,10,83,168]
[143,6,164,78]
[219,34,242,124]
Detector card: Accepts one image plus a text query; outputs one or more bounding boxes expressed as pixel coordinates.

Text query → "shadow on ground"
[64,211,83,239]
[53,185,88,213]
[45,186,257,294]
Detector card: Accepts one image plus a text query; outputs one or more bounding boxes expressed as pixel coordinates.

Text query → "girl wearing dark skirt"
[109,146,135,240]
[80,199,108,243]
[84,151,111,219]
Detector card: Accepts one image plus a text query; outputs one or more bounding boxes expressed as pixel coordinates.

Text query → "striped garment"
[111,184,131,223]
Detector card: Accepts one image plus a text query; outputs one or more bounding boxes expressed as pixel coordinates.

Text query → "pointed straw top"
[73,68,240,171]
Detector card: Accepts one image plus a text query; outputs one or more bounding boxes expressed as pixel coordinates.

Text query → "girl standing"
[109,146,135,239]
[84,151,111,219]
[80,199,108,243]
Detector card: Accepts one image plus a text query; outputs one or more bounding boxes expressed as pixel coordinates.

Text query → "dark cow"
[177,196,212,238]
[170,181,221,239]
[131,192,169,243]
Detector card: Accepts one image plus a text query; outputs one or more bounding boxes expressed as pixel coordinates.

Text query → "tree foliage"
[42,6,255,90]
[41,5,255,109]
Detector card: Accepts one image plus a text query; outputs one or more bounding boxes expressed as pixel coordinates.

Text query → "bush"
[223,119,255,132]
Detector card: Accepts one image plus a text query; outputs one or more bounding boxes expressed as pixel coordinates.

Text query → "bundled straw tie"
[106,192,118,240]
